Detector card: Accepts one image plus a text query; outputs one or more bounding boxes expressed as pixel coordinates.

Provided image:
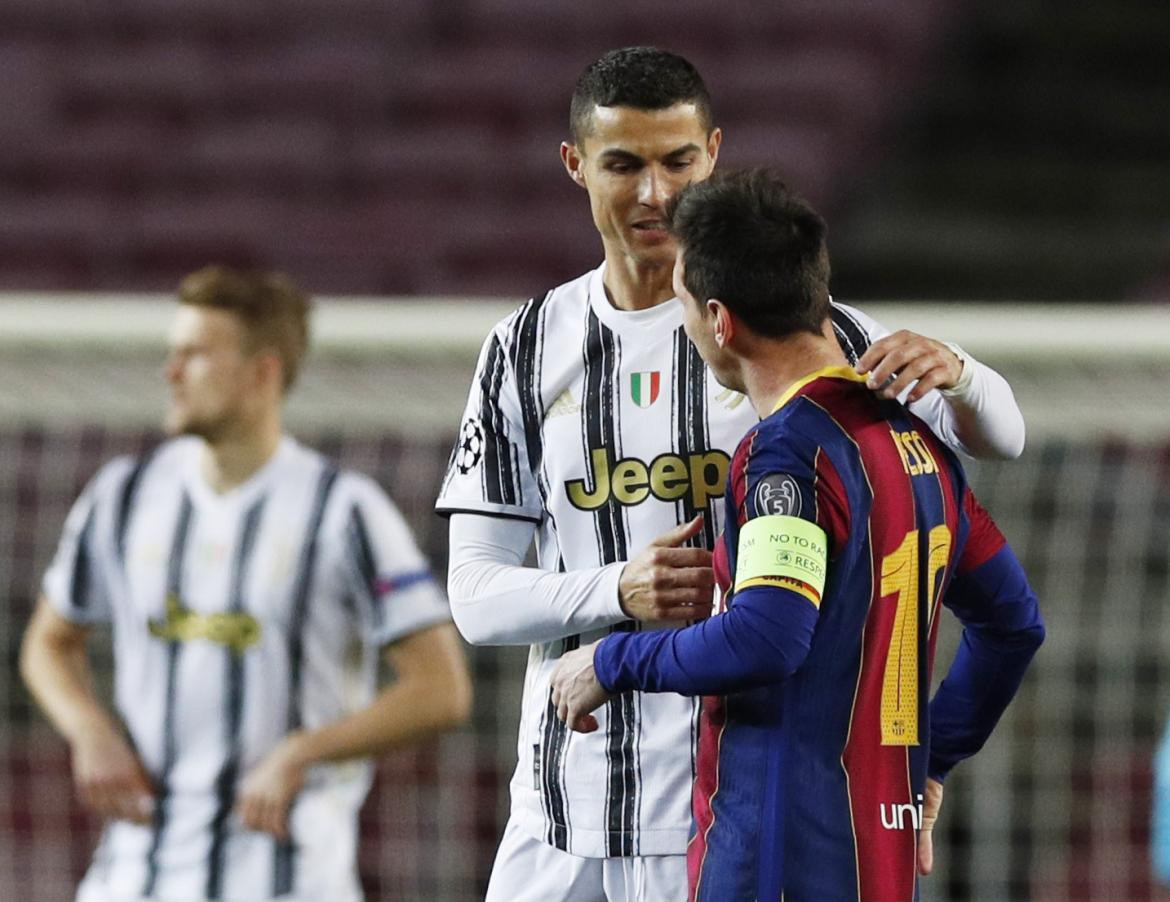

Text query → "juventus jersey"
[436,264,892,858]
[44,436,450,901]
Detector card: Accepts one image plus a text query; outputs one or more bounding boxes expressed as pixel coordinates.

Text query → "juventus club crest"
[630,371,660,408]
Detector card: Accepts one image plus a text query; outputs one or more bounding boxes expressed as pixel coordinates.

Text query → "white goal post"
[2,294,1167,439]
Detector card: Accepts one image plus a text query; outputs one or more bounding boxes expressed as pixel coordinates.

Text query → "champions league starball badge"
[754,473,802,517]
[456,418,485,474]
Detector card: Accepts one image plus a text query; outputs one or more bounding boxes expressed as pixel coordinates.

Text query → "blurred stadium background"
[0,1,1168,900]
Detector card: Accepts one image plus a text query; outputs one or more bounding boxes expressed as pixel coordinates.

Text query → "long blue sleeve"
[593,585,820,697]
[928,544,1045,781]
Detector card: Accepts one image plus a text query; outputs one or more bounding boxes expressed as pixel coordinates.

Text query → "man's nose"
[638,167,669,208]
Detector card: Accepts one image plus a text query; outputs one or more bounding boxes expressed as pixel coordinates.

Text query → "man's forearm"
[449,558,627,645]
[928,547,1045,780]
[913,355,1026,460]
[594,587,818,696]
[293,677,464,766]
[447,514,627,645]
[293,627,471,766]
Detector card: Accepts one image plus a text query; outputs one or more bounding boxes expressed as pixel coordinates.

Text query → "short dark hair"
[667,169,831,339]
[178,265,311,391]
[569,46,713,144]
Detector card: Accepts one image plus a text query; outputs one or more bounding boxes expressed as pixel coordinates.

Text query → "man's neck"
[601,247,675,312]
[739,325,850,419]
[199,420,283,494]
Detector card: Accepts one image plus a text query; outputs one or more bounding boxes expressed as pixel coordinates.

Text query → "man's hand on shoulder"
[618,515,715,622]
[236,732,310,841]
[857,331,963,403]
[71,717,156,825]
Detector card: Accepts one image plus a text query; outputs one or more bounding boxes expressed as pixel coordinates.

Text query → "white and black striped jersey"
[44,436,450,901]
[436,264,924,859]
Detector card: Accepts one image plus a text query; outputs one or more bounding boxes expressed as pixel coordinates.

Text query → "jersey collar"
[772,366,868,414]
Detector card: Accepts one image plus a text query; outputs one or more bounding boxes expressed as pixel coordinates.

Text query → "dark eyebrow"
[598,149,645,165]
[663,143,702,160]
[598,143,702,166]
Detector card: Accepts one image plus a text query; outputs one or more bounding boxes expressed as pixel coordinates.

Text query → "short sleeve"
[42,459,131,625]
[434,319,543,523]
[337,474,451,647]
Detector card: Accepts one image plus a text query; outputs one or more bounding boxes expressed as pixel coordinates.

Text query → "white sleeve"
[336,474,451,647]
[446,513,627,646]
[832,302,1026,460]
[41,459,130,625]
[435,317,543,522]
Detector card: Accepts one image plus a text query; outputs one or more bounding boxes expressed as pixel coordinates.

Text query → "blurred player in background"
[550,169,1045,900]
[437,47,1028,900]
[1155,718,1170,887]
[20,266,471,901]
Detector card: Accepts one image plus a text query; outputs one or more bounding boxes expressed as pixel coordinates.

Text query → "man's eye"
[668,159,694,172]
[607,162,635,174]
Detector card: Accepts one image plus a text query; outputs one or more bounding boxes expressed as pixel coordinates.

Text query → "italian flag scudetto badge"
[630,371,661,408]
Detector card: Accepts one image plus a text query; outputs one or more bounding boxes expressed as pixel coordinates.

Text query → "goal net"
[1,294,1167,901]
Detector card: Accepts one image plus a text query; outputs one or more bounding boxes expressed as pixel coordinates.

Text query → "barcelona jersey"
[594,365,1044,901]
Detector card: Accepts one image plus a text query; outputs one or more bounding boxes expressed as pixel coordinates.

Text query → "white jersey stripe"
[206,493,267,898]
[346,503,382,630]
[70,503,98,612]
[540,632,575,850]
[830,301,872,366]
[274,462,339,897]
[114,451,152,564]
[143,490,195,897]
[511,291,550,490]
[582,309,640,857]
[479,335,518,507]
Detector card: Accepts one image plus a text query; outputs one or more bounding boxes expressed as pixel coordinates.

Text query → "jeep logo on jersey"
[630,371,660,408]
[754,473,802,517]
[148,595,260,654]
[566,448,730,511]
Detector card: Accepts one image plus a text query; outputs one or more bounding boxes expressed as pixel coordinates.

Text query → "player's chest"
[119,492,310,641]
[536,329,758,511]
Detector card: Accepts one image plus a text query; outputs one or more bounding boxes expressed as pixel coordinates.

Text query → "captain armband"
[734,515,829,608]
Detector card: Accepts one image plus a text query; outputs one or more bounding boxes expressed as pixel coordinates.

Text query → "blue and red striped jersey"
[594,366,1044,901]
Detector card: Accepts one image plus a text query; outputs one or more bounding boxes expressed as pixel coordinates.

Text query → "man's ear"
[709,299,734,348]
[254,350,284,395]
[561,142,587,188]
[706,126,723,168]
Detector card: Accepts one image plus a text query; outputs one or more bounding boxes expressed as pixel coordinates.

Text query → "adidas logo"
[547,388,581,419]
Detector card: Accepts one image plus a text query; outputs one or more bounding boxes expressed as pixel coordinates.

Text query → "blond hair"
[178,265,311,391]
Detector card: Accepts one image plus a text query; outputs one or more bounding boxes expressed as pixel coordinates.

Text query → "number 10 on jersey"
[878,525,952,746]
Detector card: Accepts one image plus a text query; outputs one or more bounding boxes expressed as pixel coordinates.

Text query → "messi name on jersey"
[565,448,730,511]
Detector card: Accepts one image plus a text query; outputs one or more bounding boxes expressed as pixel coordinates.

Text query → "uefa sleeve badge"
[754,473,802,517]
[456,418,485,475]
